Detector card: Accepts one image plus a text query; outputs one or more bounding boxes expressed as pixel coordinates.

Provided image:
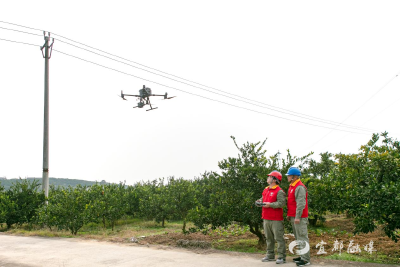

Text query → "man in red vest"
[256,170,286,264]
[286,166,310,266]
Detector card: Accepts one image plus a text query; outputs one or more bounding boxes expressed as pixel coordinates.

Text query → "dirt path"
[0,234,397,267]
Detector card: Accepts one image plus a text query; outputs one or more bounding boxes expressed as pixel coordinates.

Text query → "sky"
[1,1,400,185]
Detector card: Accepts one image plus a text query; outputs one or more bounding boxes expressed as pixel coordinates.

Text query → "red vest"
[287,180,308,218]
[262,186,284,221]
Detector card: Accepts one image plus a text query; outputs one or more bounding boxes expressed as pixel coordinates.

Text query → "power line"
[0,36,376,134]
[51,48,372,135]
[303,72,400,153]
[55,38,376,132]
[0,21,378,132]
[0,37,40,47]
[0,22,375,131]
[51,34,375,132]
[0,20,43,32]
[323,91,400,151]
[0,26,43,37]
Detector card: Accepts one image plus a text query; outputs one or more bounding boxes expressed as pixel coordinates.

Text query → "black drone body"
[119,85,175,111]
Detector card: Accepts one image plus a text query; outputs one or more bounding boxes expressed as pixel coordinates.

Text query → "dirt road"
[0,234,396,267]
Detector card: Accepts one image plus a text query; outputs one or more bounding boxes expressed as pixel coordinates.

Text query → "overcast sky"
[1,1,400,185]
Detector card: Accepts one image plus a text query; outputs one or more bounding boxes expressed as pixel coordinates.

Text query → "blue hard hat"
[286,167,301,176]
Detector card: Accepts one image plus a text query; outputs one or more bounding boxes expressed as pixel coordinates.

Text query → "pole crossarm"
[41,31,54,59]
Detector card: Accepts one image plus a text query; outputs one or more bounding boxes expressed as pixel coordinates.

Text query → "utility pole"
[277,150,281,170]
[40,32,54,199]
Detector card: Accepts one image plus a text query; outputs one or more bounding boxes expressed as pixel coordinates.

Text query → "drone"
[119,85,176,111]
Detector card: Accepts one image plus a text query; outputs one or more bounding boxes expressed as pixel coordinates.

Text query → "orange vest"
[262,186,284,221]
[287,180,308,218]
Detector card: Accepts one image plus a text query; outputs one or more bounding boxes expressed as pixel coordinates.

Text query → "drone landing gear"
[146,101,158,111]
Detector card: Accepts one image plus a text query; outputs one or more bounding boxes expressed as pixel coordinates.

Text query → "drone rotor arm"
[123,94,141,97]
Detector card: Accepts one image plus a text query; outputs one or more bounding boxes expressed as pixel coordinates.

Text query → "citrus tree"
[125,183,142,218]
[90,183,128,230]
[0,183,6,225]
[190,136,311,245]
[1,179,44,229]
[37,185,97,235]
[300,152,336,226]
[329,132,400,242]
[138,179,171,227]
[164,177,196,232]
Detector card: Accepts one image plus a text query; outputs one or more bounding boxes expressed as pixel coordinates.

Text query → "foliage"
[301,152,336,226]
[90,183,128,230]
[189,136,311,245]
[2,133,400,245]
[163,177,196,233]
[0,183,5,225]
[327,132,400,242]
[138,177,196,233]
[303,152,336,180]
[0,179,44,229]
[138,179,170,227]
[125,184,142,217]
[37,185,98,235]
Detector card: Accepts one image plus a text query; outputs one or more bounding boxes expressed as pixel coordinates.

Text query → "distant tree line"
[0,178,107,191]
[1,132,399,243]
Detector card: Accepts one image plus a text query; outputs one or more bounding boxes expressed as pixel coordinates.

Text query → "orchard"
[1,132,399,246]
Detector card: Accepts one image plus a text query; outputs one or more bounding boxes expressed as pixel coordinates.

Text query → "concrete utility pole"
[40,32,54,198]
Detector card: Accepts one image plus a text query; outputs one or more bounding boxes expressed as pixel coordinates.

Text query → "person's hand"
[294,218,300,224]
[263,202,271,208]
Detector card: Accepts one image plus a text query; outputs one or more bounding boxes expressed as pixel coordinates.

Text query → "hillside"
[0,177,107,191]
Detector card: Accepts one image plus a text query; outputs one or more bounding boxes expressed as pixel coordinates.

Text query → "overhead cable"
[303,72,400,153]
[52,48,371,135]
[0,21,377,132]
[54,38,376,132]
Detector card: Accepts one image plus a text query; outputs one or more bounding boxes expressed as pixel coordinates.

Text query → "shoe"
[261,256,274,262]
[296,259,310,266]
[293,257,301,263]
[276,258,286,264]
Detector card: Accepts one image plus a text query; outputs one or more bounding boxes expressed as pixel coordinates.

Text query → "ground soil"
[134,215,400,266]
[306,215,400,261]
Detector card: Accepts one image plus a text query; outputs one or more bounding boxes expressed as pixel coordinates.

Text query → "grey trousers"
[290,217,311,262]
[263,219,286,259]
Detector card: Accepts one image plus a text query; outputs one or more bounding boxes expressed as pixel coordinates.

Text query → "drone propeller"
[117,94,127,100]
[119,90,127,100]
[163,92,176,100]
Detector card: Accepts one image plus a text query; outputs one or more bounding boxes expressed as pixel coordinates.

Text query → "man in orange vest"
[286,166,310,266]
[256,171,286,264]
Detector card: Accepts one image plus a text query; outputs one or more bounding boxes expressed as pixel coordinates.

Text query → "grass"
[212,238,264,253]
[324,252,396,264]
[0,217,194,240]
